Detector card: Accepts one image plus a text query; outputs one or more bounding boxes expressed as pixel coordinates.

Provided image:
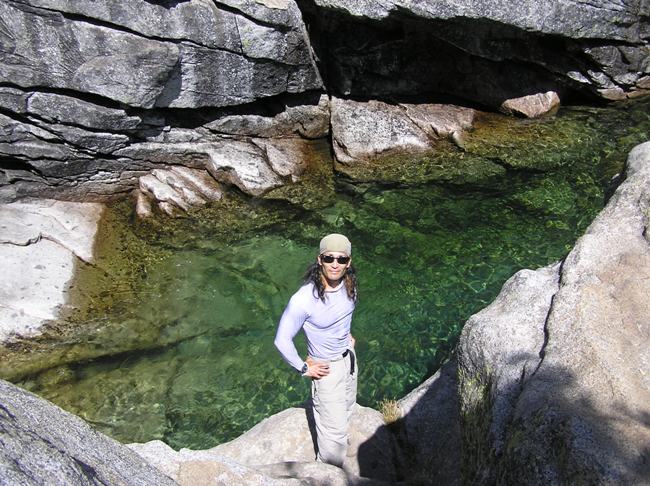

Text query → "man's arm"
[274,295,308,372]
[274,292,331,379]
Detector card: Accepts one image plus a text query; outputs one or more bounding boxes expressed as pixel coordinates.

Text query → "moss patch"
[335,142,507,186]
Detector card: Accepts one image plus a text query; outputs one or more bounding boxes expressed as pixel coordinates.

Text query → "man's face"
[318,251,351,284]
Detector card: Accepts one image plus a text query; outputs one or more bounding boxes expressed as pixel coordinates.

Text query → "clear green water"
[10,98,650,450]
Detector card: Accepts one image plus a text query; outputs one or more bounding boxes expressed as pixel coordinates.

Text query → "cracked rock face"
[457,141,650,484]
[0,88,329,203]
[0,0,323,203]
[1,0,320,109]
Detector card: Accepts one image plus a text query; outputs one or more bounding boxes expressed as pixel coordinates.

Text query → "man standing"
[274,233,358,467]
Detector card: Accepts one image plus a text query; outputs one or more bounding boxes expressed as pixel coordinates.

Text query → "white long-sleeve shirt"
[274,281,355,371]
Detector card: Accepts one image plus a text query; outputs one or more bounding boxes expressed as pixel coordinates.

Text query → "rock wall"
[1,0,649,206]
[0,0,323,203]
[300,0,650,105]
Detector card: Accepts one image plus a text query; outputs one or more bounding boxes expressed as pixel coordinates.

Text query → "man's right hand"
[304,357,330,379]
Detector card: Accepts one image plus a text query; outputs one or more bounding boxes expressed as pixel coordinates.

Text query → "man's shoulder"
[288,282,321,308]
[292,282,317,301]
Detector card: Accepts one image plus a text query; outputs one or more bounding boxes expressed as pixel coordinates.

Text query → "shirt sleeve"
[274,293,309,372]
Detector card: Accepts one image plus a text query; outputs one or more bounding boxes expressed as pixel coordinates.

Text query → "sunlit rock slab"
[0,199,104,341]
[131,404,397,483]
[130,439,348,486]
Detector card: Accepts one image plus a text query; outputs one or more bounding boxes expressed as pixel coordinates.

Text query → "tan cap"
[319,233,351,256]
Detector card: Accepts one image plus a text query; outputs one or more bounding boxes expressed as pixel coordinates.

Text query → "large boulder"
[457,141,650,484]
[302,0,650,106]
[131,404,398,483]
[0,379,176,485]
[330,97,475,165]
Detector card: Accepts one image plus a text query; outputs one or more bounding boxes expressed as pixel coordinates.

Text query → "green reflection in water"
[14,98,650,449]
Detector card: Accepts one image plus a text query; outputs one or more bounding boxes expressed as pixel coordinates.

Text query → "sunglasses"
[320,255,351,264]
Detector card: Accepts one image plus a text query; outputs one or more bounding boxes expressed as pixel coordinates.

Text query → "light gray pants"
[311,350,357,467]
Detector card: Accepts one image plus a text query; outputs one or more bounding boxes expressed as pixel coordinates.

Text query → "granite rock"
[500,91,561,118]
[456,141,650,484]
[330,97,476,165]
[136,167,224,218]
[1,0,320,109]
[131,404,398,483]
[0,379,176,486]
[130,439,350,485]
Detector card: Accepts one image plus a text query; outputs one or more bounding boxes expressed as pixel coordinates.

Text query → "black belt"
[342,349,355,375]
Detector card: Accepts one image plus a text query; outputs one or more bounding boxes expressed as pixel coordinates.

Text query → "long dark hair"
[303,262,358,303]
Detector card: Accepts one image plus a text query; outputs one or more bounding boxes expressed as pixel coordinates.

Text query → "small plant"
[379,398,402,424]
